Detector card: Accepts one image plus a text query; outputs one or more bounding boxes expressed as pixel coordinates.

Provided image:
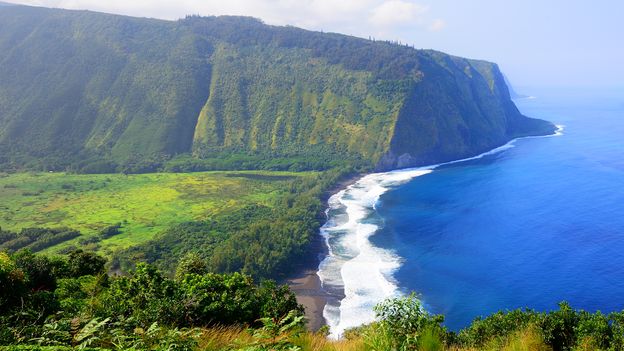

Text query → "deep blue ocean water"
[373,87,624,331]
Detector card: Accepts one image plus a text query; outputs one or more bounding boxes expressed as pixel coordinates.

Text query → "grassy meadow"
[0,171,312,255]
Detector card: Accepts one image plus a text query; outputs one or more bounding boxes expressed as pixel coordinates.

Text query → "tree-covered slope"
[0,6,212,169]
[0,5,555,172]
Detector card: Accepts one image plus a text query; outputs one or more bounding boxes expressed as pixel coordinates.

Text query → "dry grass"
[292,330,550,351]
[574,337,605,351]
[450,327,551,351]
[196,326,254,351]
[292,332,366,351]
[191,325,555,351]
[196,328,366,351]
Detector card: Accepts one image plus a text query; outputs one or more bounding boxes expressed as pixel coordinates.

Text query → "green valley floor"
[0,170,315,256]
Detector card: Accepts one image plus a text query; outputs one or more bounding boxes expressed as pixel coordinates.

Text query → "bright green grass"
[0,171,312,254]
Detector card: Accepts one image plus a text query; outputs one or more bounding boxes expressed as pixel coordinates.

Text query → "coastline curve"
[317,125,564,338]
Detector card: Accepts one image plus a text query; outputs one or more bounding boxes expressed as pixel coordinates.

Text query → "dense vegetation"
[2,250,623,351]
[115,167,354,278]
[0,250,301,350]
[0,171,318,254]
[333,296,624,351]
[0,168,354,279]
[0,227,81,253]
[0,4,554,173]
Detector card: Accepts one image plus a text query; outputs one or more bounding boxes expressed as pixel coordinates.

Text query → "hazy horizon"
[5,0,623,90]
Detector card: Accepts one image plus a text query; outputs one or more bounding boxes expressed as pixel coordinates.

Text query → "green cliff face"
[377,52,554,170]
[0,6,554,172]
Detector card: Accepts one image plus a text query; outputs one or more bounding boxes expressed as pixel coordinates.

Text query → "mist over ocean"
[320,87,624,334]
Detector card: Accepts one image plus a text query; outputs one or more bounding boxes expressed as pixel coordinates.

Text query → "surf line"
[317,125,564,338]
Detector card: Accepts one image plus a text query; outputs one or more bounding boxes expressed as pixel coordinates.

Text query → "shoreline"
[284,222,330,331]
[288,125,562,333]
[285,173,362,331]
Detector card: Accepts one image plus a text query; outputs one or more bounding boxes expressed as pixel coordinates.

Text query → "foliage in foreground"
[195,296,624,351]
[341,296,624,351]
[0,250,301,350]
[3,250,624,351]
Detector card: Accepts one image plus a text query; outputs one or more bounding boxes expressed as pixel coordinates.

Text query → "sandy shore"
[284,213,331,331]
[286,269,328,331]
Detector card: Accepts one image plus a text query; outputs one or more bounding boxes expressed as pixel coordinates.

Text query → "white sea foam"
[513,95,537,100]
[317,125,564,338]
[317,168,432,338]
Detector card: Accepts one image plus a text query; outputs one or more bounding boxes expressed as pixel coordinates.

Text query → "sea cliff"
[0,5,554,172]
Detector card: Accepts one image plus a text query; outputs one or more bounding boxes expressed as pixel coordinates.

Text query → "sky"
[6,0,624,89]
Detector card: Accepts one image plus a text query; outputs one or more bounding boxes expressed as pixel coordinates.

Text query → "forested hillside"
[0,5,554,173]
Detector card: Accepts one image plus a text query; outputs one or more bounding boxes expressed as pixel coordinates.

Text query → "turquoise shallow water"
[372,87,624,330]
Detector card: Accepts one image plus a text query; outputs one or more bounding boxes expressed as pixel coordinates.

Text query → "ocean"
[318,87,624,337]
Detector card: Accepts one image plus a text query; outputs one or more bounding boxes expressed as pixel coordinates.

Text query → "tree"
[67,250,106,277]
[97,263,184,326]
[0,252,26,311]
[369,293,446,350]
[12,250,58,291]
[175,252,208,280]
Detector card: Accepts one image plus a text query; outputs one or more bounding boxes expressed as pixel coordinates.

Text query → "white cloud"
[428,18,446,32]
[369,0,428,27]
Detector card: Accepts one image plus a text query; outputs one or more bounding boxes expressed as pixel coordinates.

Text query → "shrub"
[458,308,539,347]
[98,225,122,239]
[66,250,106,277]
[365,293,447,350]
[538,302,580,350]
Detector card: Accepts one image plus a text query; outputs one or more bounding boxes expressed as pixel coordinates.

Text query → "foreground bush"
[338,294,450,351]
[3,250,624,350]
[0,251,301,349]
